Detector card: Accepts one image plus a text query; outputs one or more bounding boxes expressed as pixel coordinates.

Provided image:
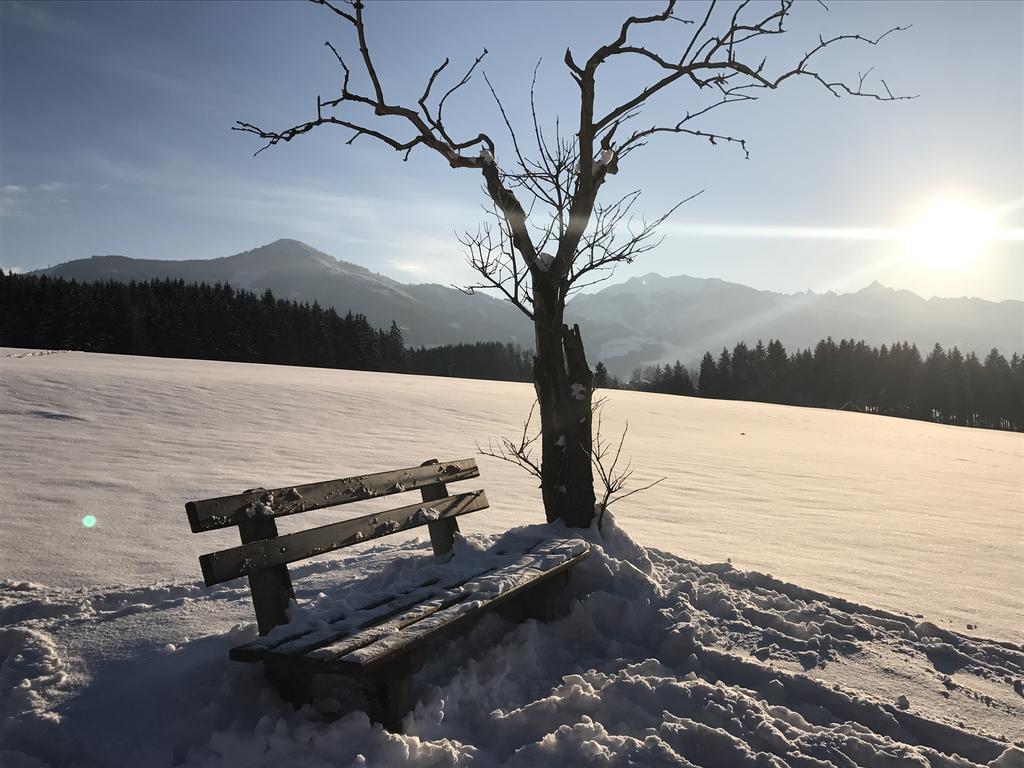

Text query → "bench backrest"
[185,458,487,634]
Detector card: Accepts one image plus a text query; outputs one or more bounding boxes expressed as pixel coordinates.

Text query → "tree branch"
[477,400,543,480]
[238,0,912,351]
[591,398,665,528]
[587,0,913,150]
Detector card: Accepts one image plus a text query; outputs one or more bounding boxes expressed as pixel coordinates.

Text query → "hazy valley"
[32,238,1024,375]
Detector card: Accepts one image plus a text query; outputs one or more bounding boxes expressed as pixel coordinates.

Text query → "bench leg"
[533,570,568,622]
[364,677,412,732]
[264,658,313,709]
[362,656,415,732]
[500,570,569,624]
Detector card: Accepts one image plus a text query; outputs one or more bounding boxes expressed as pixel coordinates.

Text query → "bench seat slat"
[199,490,489,586]
[186,459,480,533]
[232,582,445,662]
[319,541,590,672]
[323,540,589,671]
[350,554,587,672]
[231,537,550,661]
[254,540,589,671]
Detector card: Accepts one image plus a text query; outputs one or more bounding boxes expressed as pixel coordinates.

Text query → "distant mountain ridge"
[32,239,1023,375]
[34,239,533,349]
[566,272,1024,374]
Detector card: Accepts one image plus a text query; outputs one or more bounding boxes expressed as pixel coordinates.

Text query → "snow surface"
[1,351,1022,766]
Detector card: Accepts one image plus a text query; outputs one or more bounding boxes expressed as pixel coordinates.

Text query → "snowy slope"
[1,352,1022,767]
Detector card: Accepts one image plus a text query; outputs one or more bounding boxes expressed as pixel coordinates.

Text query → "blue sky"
[1,0,1021,300]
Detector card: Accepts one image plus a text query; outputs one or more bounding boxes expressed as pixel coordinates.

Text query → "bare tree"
[236,0,910,528]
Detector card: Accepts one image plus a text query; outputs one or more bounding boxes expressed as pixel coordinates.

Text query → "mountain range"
[30,239,1023,375]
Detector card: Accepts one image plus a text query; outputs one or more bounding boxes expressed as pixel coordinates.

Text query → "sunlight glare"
[905,198,996,270]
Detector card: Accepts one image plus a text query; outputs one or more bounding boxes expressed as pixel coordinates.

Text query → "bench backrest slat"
[186,459,479,533]
[199,490,489,586]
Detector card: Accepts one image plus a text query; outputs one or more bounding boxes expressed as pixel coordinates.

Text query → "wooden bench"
[185,458,590,729]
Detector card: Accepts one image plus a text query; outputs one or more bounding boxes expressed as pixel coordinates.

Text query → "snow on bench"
[184,458,590,730]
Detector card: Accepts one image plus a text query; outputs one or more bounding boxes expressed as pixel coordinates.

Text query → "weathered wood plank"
[231,581,443,662]
[200,490,489,586]
[230,573,440,661]
[231,537,551,661]
[293,541,590,670]
[185,458,479,533]
[341,547,589,672]
[307,592,473,664]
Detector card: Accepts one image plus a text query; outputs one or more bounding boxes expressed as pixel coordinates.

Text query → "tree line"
[3,272,1019,431]
[0,273,407,372]
[0,272,540,383]
[622,338,1023,432]
[408,341,533,382]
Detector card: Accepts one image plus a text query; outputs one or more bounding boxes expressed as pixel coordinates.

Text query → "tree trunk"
[532,280,595,528]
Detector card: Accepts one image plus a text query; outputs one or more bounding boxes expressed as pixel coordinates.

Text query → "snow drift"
[3,515,1022,767]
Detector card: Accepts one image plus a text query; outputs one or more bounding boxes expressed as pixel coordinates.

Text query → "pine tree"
[764,339,788,403]
[697,352,717,397]
[923,343,948,423]
[383,321,408,372]
[716,348,733,398]
[731,341,753,399]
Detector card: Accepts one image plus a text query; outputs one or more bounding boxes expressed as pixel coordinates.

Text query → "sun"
[905,198,996,270]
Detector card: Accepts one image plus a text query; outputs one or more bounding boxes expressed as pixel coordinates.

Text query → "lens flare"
[82,514,97,528]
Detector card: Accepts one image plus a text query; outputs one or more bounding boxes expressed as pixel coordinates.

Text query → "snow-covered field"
[2,351,1022,766]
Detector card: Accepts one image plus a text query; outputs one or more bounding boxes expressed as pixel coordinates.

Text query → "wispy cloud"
[3,2,197,106]
[84,151,481,282]
[1,181,67,195]
[663,222,900,241]
[196,186,476,283]
[391,261,433,276]
[1,1,90,39]
[662,221,1024,243]
[0,180,70,219]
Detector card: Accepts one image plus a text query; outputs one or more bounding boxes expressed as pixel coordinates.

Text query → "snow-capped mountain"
[33,240,1023,373]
